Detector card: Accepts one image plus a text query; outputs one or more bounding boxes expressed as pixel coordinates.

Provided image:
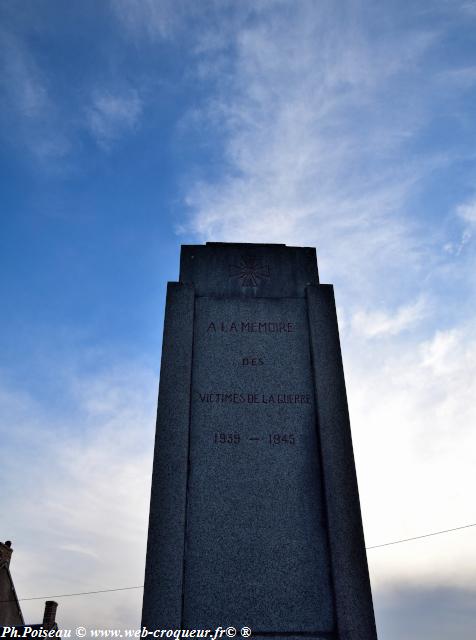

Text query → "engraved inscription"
[185,297,333,629]
[269,433,295,445]
[207,321,295,333]
[241,357,264,366]
[197,392,311,405]
[212,432,297,445]
[214,432,240,444]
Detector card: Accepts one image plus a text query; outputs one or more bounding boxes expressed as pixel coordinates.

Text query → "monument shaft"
[142,243,377,640]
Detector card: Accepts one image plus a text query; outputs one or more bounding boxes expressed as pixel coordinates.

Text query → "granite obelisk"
[142,243,377,640]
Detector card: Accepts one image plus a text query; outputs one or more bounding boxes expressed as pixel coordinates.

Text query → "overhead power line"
[366,521,476,549]
[17,586,144,602]
[3,521,475,604]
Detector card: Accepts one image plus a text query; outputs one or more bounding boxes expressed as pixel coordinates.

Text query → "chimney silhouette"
[43,601,58,629]
[0,540,13,568]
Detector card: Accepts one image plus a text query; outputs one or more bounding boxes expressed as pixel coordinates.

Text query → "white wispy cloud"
[442,195,476,255]
[178,2,447,303]
[347,323,476,590]
[352,298,428,338]
[0,15,146,166]
[439,64,476,88]
[0,28,71,161]
[110,0,191,40]
[85,89,143,149]
[176,1,476,623]
[0,362,157,628]
[0,31,48,118]
[456,196,476,225]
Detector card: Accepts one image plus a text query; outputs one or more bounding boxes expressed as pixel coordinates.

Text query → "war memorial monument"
[142,243,377,640]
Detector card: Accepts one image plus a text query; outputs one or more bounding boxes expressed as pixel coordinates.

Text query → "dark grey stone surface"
[306,285,377,640]
[142,283,195,628]
[180,243,319,298]
[183,297,334,631]
[142,244,377,640]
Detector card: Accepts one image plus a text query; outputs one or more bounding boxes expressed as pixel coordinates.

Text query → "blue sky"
[1,1,476,637]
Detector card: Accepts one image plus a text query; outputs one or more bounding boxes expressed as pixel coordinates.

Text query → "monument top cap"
[179,242,319,298]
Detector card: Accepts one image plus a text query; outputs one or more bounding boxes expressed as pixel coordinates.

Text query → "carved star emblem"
[229,255,270,287]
